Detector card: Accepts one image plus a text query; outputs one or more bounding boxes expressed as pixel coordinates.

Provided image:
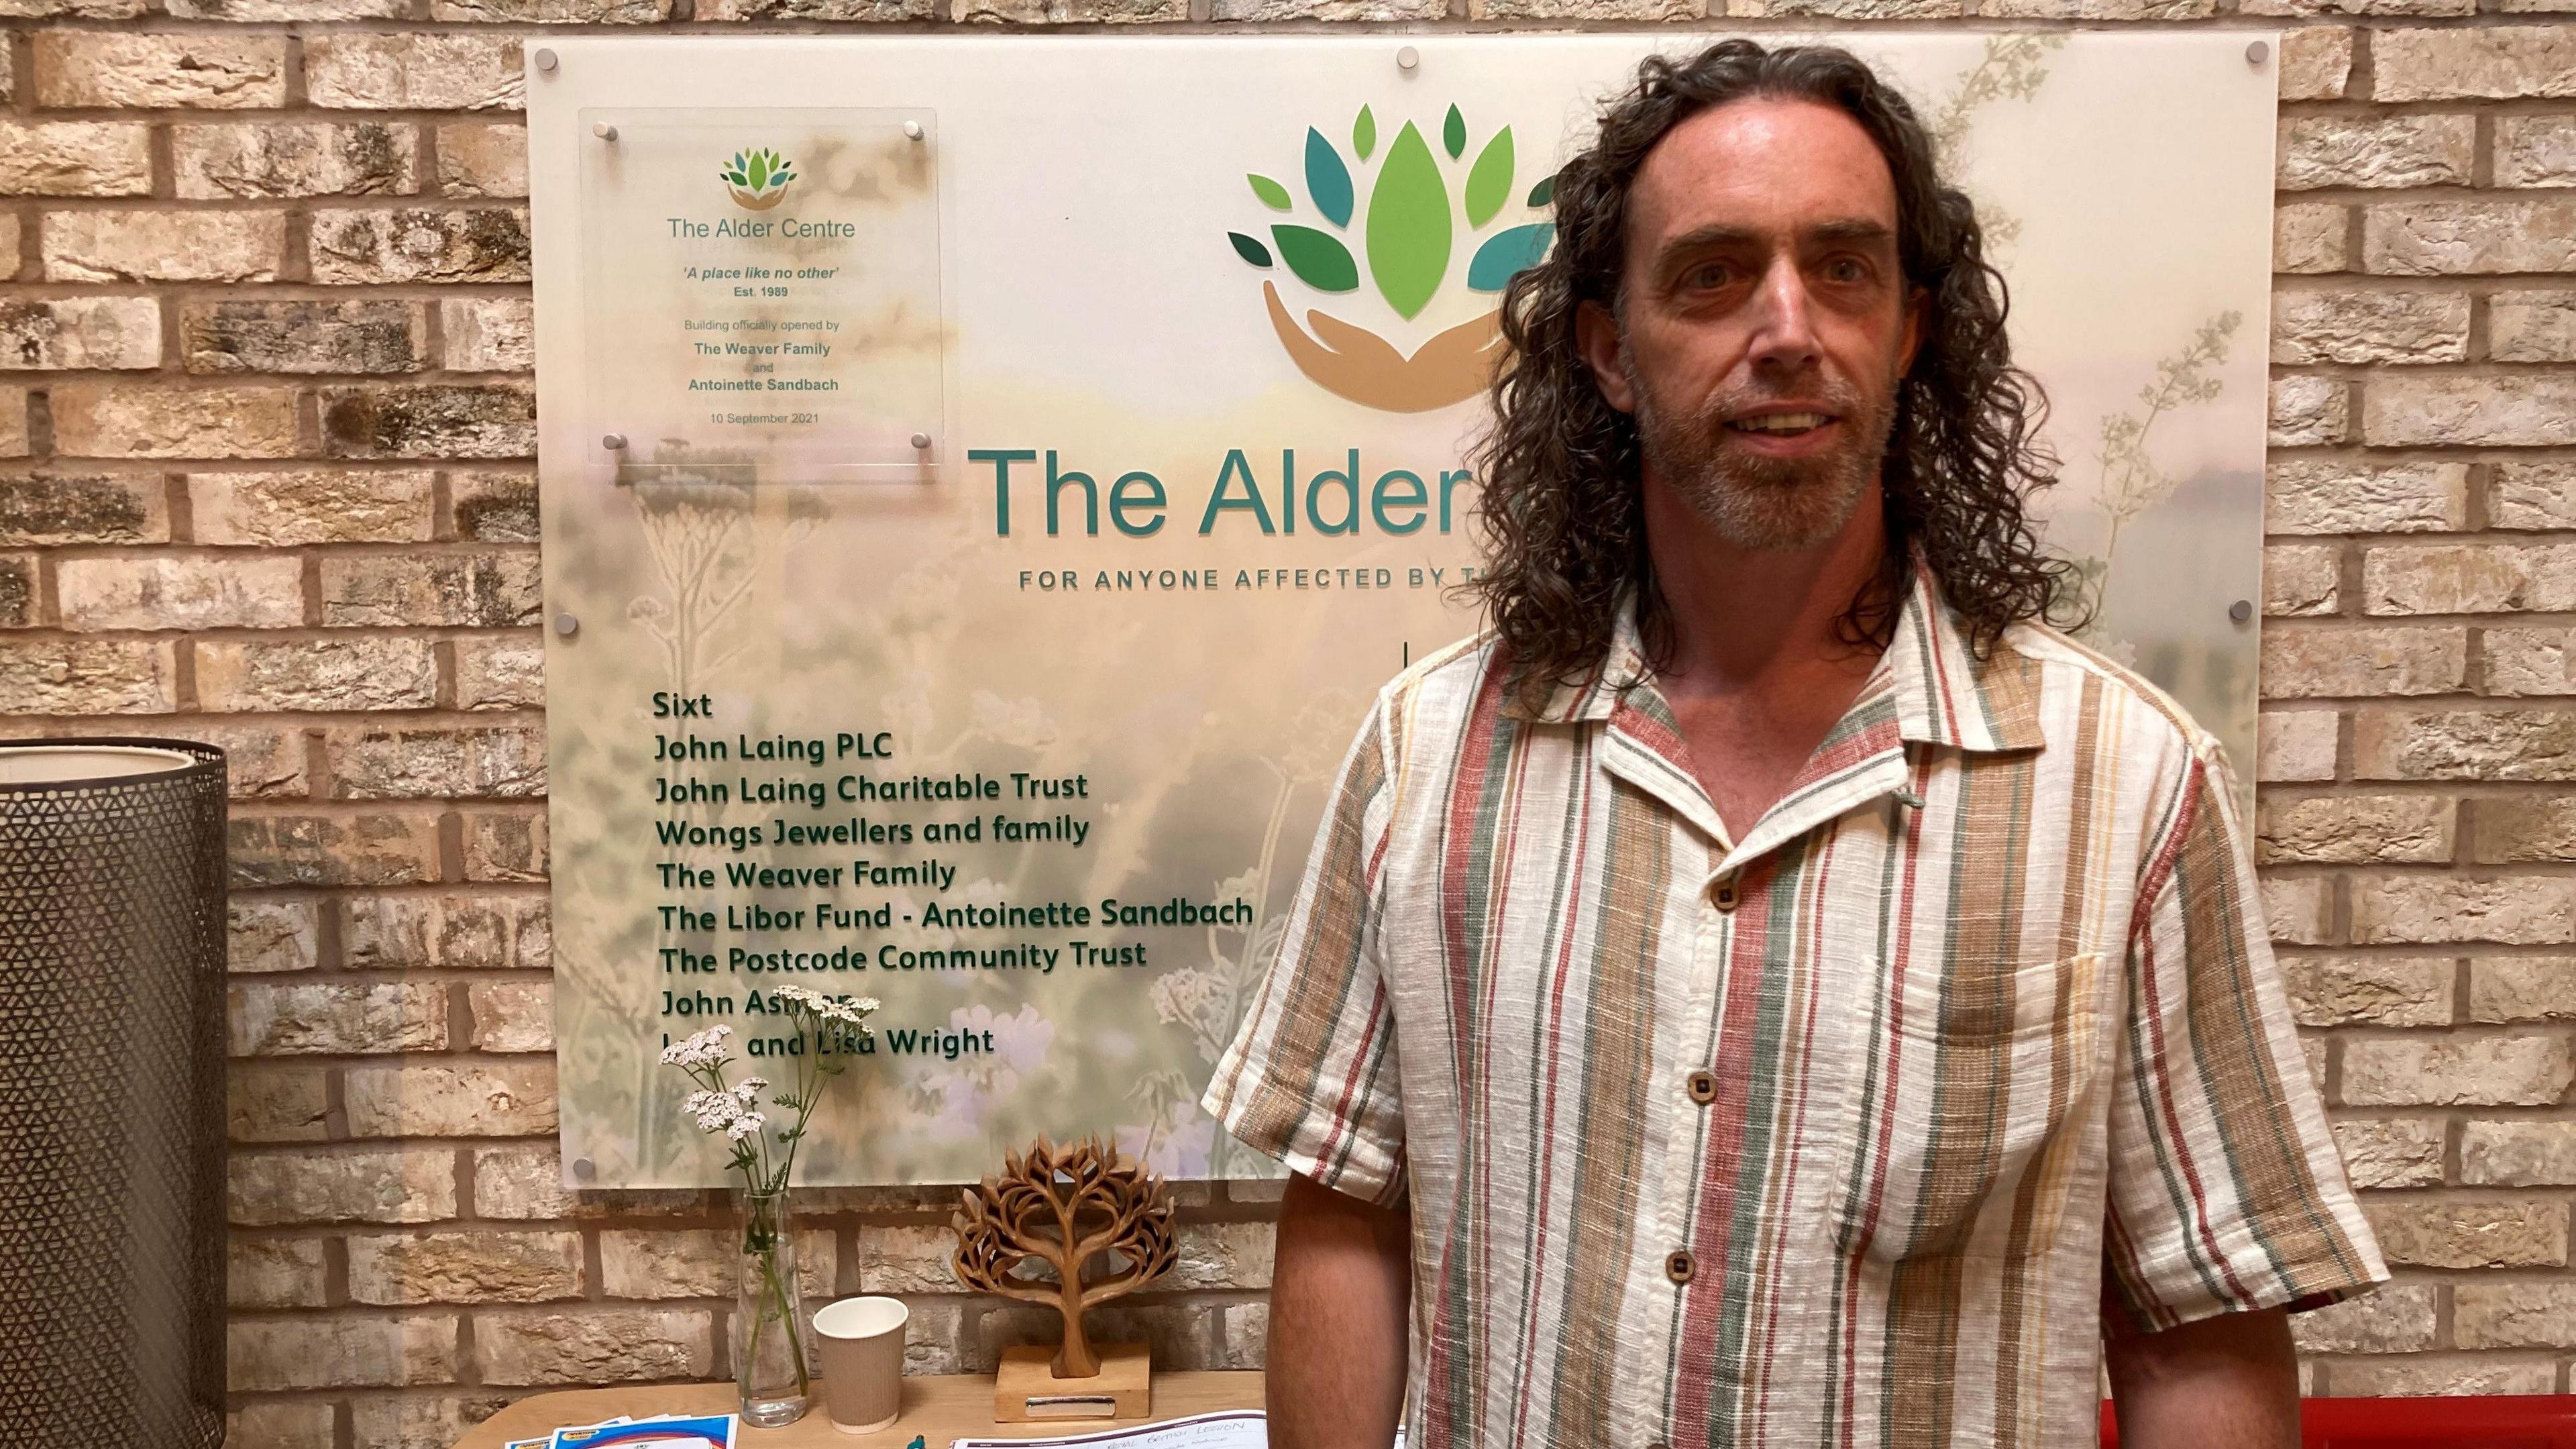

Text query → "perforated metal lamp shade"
[0,739,227,1449]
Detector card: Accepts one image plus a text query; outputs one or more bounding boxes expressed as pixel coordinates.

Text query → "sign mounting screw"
[602,432,627,450]
[910,431,932,451]
[592,121,618,142]
[2229,599,2254,624]
[555,612,580,639]
[903,120,924,141]
[1397,45,1419,72]
[2245,40,2269,68]
[533,48,558,73]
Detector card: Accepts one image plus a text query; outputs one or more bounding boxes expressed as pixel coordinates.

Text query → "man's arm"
[2102,1304,2300,1449]
[1267,1170,1411,1449]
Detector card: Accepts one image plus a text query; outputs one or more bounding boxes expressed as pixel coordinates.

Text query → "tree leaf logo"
[1229,103,1556,413]
[720,148,796,211]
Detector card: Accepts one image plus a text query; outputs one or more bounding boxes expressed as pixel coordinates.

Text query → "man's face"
[1578,97,1923,552]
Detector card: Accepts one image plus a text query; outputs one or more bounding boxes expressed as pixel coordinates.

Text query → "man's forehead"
[1626,97,1900,248]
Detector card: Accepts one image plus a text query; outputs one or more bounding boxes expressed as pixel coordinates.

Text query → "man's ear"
[1898,284,1928,373]
[1576,299,1636,415]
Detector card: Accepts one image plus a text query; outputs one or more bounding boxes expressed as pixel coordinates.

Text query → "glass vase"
[735,1188,811,1427]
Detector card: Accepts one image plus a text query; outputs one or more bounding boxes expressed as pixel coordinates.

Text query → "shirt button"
[1685,1070,1718,1104]
[1666,1250,1696,1285]
[1711,877,1739,912]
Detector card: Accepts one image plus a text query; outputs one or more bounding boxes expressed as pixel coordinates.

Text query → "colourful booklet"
[549,1413,737,1449]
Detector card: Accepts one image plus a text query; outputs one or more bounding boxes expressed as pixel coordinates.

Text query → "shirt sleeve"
[1199,696,1407,1207]
[2102,740,2389,1332]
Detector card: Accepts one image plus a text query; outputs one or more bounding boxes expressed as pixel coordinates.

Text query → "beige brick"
[2271,458,2471,537]
[34,34,284,108]
[347,1230,583,1304]
[2481,800,2576,865]
[2288,1282,2438,1352]
[598,1229,729,1298]
[227,1403,336,1449]
[229,896,319,973]
[1206,0,1435,16]
[345,1395,516,1449]
[2259,794,2455,865]
[2365,543,2576,613]
[1485,0,1697,16]
[470,979,552,1052]
[168,0,405,13]
[476,1308,713,1387]
[2493,461,2576,530]
[230,1235,327,1309]
[851,1222,961,1294]
[453,471,537,541]
[2457,1282,2576,1348]
[321,384,536,460]
[466,808,547,881]
[0,473,166,544]
[0,121,149,196]
[0,390,25,458]
[43,210,284,283]
[951,0,1179,18]
[57,555,303,631]
[1169,1220,1275,1290]
[2244,0,2467,11]
[2465,1118,2576,1185]
[431,0,667,16]
[230,1146,457,1224]
[2282,955,2455,1024]
[2343,1032,2575,1104]
[2354,877,2576,945]
[2355,709,2576,780]
[229,1314,458,1391]
[471,1144,574,1220]
[2260,625,2465,698]
[436,123,527,198]
[2497,115,2576,188]
[196,637,434,713]
[229,1062,329,1142]
[227,812,441,888]
[2263,543,2340,616]
[2367,199,2576,275]
[2330,1356,2559,1397]
[2471,957,2576,1020]
[442,297,534,372]
[322,553,541,627]
[2277,27,2354,99]
[2486,628,2576,698]
[0,552,26,627]
[2367,375,2576,446]
[191,470,436,547]
[0,297,160,370]
[2489,290,2576,364]
[2375,26,2576,101]
[2274,203,2349,275]
[305,35,524,111]
[2330,1116,2447,1187]
[2369,1197,2570,1267]
[2269,375,2347,447]
[2278,115,2473,191]
[327,724,545,799]
[345,1060,557,1137]
[2257,710,2339,783]
[51,384,298,460]
[0,637,174,712]
[174,121,415,201]
[172,718,310,798]
[2263,875,2334,946]
[310,207,530,285]
[456,635,543,710]
[229,980,447,1056]
[182,299,427,375]
[340,894,548,971]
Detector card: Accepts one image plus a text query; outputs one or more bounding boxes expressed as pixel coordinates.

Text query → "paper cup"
[814,1295,910,1434]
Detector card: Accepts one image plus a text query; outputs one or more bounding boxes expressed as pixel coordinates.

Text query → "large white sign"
[527,34,2279,1187]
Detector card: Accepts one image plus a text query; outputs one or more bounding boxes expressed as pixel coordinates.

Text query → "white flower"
[816,994,879,1027]
[777,984,825,1009]
[658,1024,735,1068]
[682,1088,742,1133]
[726,1111,766,1143]
[732,1075,768,1105]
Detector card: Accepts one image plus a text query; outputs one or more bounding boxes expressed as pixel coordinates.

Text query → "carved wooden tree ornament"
[951,1135,1179,1379]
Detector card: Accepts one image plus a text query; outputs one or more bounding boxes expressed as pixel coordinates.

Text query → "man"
[1203,40,2384,1449]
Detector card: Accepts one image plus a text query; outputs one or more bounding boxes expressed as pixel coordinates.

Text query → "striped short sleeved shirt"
[1204,566,2385,1449]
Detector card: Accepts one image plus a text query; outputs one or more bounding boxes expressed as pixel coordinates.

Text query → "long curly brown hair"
[1469,40,2081,690]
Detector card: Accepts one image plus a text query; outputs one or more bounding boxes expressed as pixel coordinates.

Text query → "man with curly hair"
[1206,38,2384,1449]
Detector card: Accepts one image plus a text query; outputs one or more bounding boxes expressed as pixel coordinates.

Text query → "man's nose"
[1747,256,1821,373]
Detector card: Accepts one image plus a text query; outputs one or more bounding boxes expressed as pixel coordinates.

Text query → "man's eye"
[1681,263,1730,290]
[1823,258,1869,284]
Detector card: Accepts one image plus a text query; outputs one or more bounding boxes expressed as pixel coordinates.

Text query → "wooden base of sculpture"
[994,1342,1151,1421]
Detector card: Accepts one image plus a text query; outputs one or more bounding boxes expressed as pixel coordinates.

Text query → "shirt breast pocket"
[1827,951,2110,1265]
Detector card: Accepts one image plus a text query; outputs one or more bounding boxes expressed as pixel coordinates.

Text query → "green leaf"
[747,152,769,189]
[1272,225,1358,292]
[1248,174,1293,211]
[1527,174,1556,208]
[1367,122,1452,320]
[1353,105,1377,161]
[1305,129,1354,229]
[1464,127,1514,229]
[1443,105,1466,161]
[1228,231,1275,268]
[1467,222,1554,292]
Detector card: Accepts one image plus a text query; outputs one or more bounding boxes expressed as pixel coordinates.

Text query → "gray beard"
[1627,360,1899,552]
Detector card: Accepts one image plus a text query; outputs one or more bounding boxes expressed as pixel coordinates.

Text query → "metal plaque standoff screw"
[2229,599,2254,624]
[554,612,580,639]
[533,48,558,72]
[903,120,924,141]
[602,432,627,450]
[910,431,932,450]
[2245,40,2269,68]
[572,1158,596,1182]
[593,122,618,142]
[1397,46,1420,72]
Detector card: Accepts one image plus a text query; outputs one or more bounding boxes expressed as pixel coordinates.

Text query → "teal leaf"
[1464,127,1514,229]
[1467,222,1554,292]
[1305,129,1354,229]
[1443,105,1466,160]
[1248,174,1293,211]
[1228,231,1275,268]
[1272,225,1358,292]
[1353,105,1377,162]
[1367,122,1452,319]
[1527,174,1555,207]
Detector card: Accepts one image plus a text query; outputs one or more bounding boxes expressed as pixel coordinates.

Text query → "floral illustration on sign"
[722,148,797,211]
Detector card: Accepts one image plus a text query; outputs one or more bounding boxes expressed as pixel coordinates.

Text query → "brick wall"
[0,1,2569,1444]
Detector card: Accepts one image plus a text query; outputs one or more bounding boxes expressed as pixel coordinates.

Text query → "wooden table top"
[455,1373,1267,1448]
